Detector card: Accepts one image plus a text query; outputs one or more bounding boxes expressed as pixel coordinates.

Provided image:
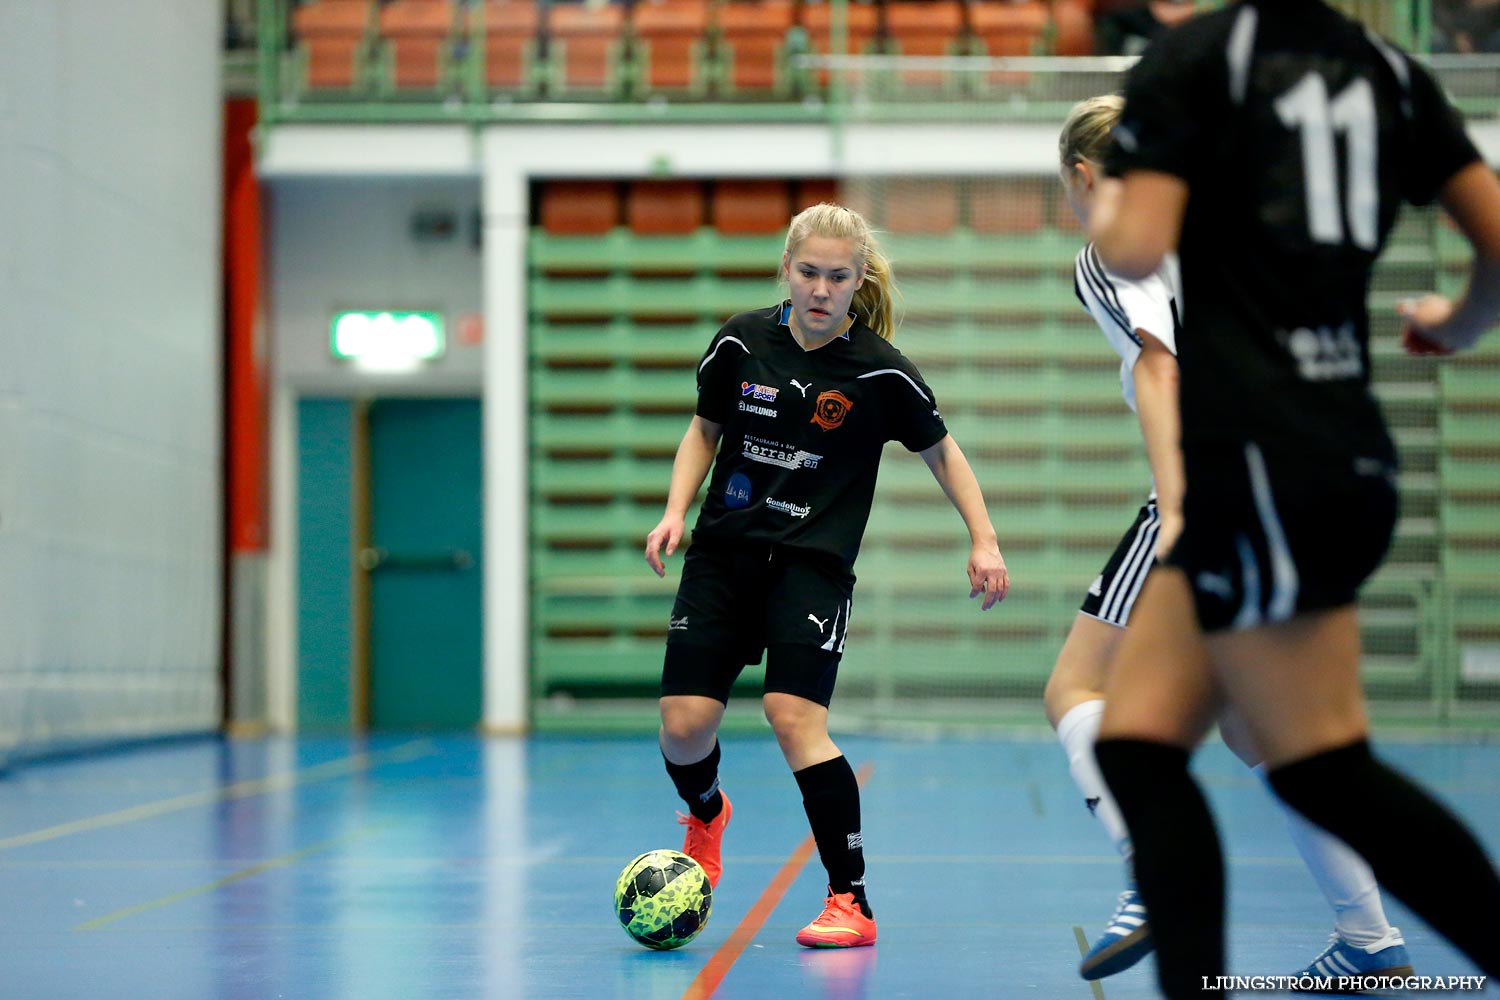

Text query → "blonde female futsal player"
[644,203,1010,947]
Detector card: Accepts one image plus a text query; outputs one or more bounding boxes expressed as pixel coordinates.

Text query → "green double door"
[362,398,483,730]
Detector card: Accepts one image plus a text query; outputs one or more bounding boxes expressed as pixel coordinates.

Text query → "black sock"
[1094,738,1225,1000]
[1270,740,1500,977]
[794,755,871,918]
[663,741,723,823]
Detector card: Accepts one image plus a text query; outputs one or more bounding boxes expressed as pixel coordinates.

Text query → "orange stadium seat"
[633,0,711,94]
[475,1,541,94]
[711,181,792,235]
[541,181,622,235]
[379,0,456,90]
[716,1,797,95]
[800,1,882,87]
[967,0,1047,56]
[884,0,966,88]
[883,179,959,233]
[291,0,374,90]
[546,2,628,96]
[1051,0,1094,56]
[968,176,1045,233]
[627,181,706,235]
[795,178,841,212]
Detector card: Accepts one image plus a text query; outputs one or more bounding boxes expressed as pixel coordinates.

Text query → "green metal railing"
[257,0,1460,127]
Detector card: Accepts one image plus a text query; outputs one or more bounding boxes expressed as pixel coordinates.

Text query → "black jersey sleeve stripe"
[1075,250,1127,335]
[1082,247,1137,340]
[698,335,751,375]
[1087,247,1139,340]
[1227,6,1258,105]
[856,368,934,405]
[1079,249,1141,346]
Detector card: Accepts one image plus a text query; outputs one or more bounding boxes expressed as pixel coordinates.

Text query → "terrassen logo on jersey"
[743,436,822,471]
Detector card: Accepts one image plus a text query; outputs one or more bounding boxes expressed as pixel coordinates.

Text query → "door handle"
[360,547,474,571]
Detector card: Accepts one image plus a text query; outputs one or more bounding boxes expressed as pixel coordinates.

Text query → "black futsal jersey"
[1108,0,1481,463]
[691,303,948,566]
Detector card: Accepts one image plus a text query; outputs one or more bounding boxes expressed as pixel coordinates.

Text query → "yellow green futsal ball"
[613,849,713,950]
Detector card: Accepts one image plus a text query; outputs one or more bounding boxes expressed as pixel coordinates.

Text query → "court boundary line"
[0,740,432,852]
[680,762,873,1000]
[74,824,386,931]
[1072,925,1108,1000]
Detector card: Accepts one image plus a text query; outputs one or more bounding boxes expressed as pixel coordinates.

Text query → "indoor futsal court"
[1,731,1496,998]
[9,1,1500,998]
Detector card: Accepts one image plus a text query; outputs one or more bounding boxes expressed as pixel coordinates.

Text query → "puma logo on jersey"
[791,379,812,397]
[807,613,829,632]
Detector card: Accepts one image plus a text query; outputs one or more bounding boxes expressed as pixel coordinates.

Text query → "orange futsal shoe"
[795,889,877,948]
[677,792,732,888]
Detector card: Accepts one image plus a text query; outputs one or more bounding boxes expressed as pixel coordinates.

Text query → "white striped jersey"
[1073,244,1182,414]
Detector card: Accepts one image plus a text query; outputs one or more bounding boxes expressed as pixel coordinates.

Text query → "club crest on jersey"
[741,382,780,402]
[811,389,854,431]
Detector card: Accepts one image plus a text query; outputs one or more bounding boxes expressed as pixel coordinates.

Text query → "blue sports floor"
[0,732,1496,999]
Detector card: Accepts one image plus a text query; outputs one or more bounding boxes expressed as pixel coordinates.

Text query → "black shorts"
[1081,498,1160,628]
[1166,442,1398,633]
[662,537,855,706]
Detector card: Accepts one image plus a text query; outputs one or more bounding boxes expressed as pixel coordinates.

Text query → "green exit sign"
[331,311,445,368]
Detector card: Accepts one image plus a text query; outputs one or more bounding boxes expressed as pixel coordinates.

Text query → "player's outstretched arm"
[645,416,722,577]
[918,434,1010,609]
[1131,328,1185,557]
[1090,172,1187,281]
[1400,161,1500,355]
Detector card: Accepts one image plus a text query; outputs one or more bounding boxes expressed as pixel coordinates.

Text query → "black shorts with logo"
[1081,498,1160,628]
[1165,442,1398,633]
[662,537,856,706]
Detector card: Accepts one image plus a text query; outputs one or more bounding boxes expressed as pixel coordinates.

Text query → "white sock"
[1254,765,1399,949]
[1057,699,1133,863]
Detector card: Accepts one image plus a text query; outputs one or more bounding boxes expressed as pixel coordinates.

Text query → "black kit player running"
[1088,2,1500,996]
[646,202,1009,950]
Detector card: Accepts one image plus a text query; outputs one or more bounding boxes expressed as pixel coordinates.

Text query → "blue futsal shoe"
[1079,889,1153,981]
[1289,931,1413,992]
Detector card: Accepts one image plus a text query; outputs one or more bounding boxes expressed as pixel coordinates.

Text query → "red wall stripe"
[224,98,267,553]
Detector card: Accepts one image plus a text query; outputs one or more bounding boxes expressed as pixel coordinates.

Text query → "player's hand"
[1155,510,1184,561]
[644,515,686,578]
[1398,295,1467,356]
[968,542,1009,611]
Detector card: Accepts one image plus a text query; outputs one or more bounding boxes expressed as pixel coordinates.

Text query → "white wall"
[269,177,484,395]
[0,0,223,758]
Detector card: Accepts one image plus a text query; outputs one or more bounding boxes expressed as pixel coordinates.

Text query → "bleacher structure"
[269,0,1434,108]
[257,0,1500,726]
[525,175,1500,723]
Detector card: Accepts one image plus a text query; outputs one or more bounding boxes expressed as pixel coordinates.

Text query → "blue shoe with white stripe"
[1079,889,1153,981]
[1290,931,1413,992]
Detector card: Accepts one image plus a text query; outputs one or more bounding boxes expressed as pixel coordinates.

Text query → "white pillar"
[480,141,531,734]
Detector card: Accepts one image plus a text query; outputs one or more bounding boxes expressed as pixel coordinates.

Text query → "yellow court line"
[0,740,432,852]
[1073,925,1108,1000]
[75,825,385,932]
